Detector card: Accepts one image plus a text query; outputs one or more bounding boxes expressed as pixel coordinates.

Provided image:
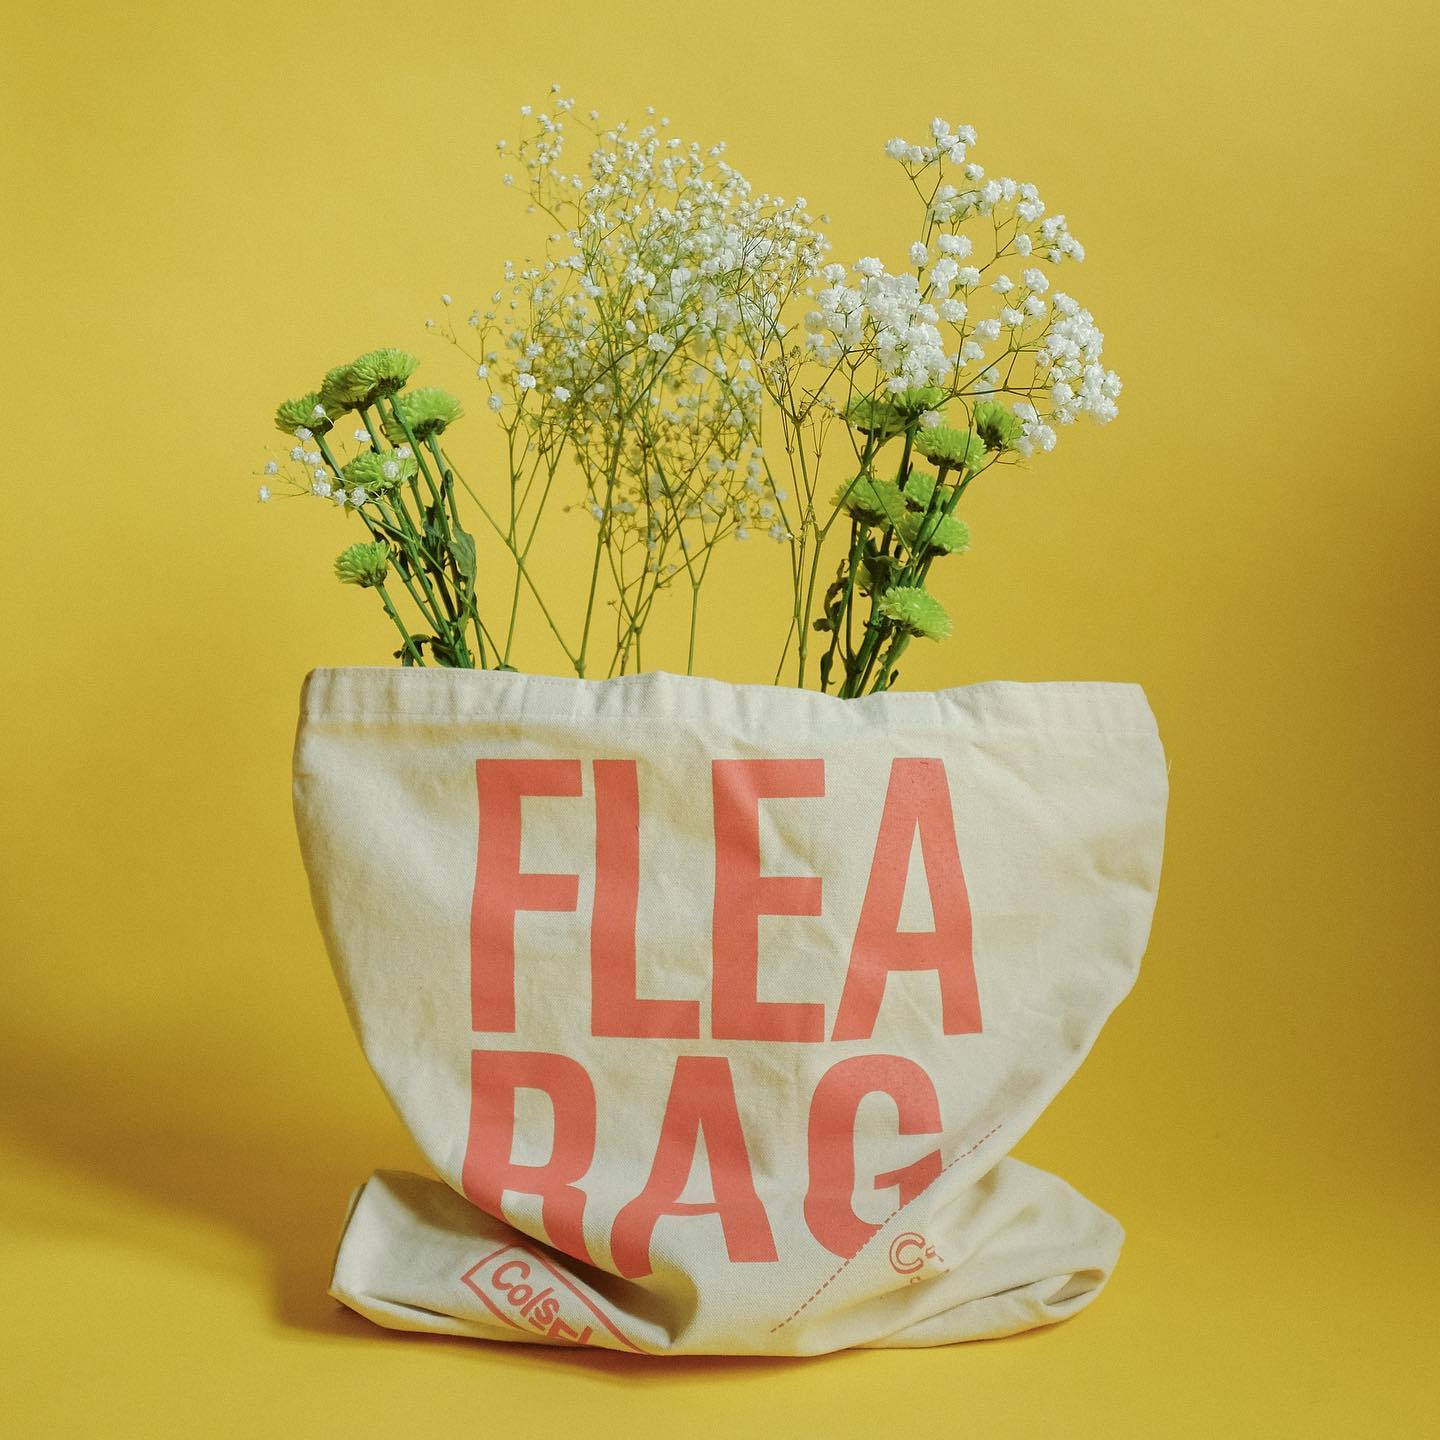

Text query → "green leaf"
[423,502,447,551]
[451,526,477,586]
[394,634,433,666]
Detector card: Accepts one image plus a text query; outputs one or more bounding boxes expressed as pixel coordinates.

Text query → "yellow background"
[3,0,1437,1434]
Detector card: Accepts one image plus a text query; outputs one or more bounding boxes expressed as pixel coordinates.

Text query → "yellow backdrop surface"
[2,0,1437,1434]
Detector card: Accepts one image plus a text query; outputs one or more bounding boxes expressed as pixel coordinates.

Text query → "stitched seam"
[769,1122,1002,1334]
[303,712,1153,737]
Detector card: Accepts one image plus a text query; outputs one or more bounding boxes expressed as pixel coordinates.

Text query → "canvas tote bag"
[293,666,1167,1355]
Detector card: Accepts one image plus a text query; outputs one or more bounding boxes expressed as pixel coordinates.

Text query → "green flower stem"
[871,630,912,694]
[686,579,702,677]
[504,446,573,671]
[865,451,996,694]
[382,400,465,613]
[792,431,880,688]
[574,338,694,677]
[356,404,387,454]
[372,494,461,649]
[381,398,446,507]
[314,434,347,481]
[314,430,456,646]
[423,435,465,550]
[345,495,446,642]
[893,454,985,591]
[374,581,427,665]
[502,426,525,666]
[359,434,472,666]
[907,459,956,556]
[818,520,865,693]
[578,464,620,679]
[359,403,430,529]
[839,424,918,697]
[444,449,581,673]
[428,433,558,673]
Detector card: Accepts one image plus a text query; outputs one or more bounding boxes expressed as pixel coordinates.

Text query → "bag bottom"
[328,1161,1124,1356]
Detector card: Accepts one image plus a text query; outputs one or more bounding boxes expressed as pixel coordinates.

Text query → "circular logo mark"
[888,1232,929,1276]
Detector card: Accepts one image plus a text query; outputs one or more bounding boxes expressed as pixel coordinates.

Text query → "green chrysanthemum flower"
[974,400,1025,452]
[341,449,418,493]
[318,362,372,416]
[845,387,946,438]
[274,392,333,436]
[903,470,941,509]
[876,585,953,641]
[889,384,947,418]
[913,425,987,471]
[833,474,906,526]
[896,510,971,556]
[844,395,906,439]
[349,347,420,399]
[319,349,419,415]
[334,541,390,588]
[385,387,464,443]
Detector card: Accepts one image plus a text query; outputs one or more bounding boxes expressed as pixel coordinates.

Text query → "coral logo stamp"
[889,1231,947,1284]
[460,1244,644,1352]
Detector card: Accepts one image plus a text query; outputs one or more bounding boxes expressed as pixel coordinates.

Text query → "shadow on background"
[3,1023,996,1380]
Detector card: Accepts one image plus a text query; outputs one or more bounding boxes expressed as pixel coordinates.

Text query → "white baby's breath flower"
[929,257,959,290]
[257,485,271,502]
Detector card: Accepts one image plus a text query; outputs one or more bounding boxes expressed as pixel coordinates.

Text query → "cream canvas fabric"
[293,667,1167,1355]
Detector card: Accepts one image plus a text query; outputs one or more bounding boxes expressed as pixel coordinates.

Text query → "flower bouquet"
[280,94,1166,1355]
